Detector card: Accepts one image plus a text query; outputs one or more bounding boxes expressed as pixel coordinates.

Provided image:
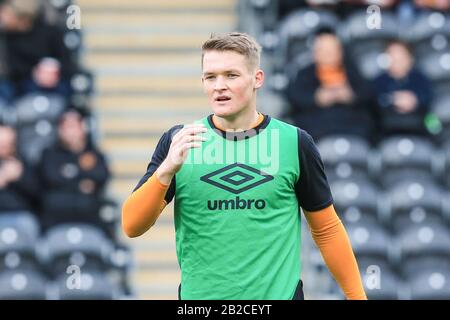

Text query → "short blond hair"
[201,32,262,71]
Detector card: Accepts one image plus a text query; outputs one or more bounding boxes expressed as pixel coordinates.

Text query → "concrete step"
[94,95,208,111]
[78,0,236,11]
[85,33,211,51]
[84,53,200,71]
[131,270,180,287]
[96,75,202,94]
[82,12,235,31]
[97,113,201,137]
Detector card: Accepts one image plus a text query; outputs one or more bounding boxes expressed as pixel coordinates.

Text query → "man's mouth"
[215,96,231,102]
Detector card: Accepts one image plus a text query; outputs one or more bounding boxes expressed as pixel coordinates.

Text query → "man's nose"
[214,76,226,90]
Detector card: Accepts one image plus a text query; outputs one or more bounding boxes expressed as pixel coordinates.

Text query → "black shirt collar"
[207,113,271,141]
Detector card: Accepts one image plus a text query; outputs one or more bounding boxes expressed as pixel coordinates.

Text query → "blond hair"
[201,32,262,71]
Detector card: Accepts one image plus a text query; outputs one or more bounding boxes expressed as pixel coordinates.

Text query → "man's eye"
[205,76,216,80]
[228,74,238,78]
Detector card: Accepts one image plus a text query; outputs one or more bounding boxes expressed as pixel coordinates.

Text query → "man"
[38,109,110,233]
[122,33,367,300]
[0,0,74,99]
[373,40,432,137]
[286,27,374,141]
[0,124,38,213]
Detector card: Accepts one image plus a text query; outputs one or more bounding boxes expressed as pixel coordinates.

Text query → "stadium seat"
[350,42,389,80]
[432,93,450,138]
[445,139,450,188]
[360,262,400,300]
[417,49,450,83]
[387,179,444,232]
[54,270,117,300]
[407,266,450,300]
[14,93,67,126]
[317,135,371,181]
[330,178,380,224]
[340,8,398,81]
[17,122,58,165]
[277,8,339,65]
[0,212,41,271]
[378,135,436,188]
[340,10,398,45]
[41,223,114,277]
[394,223,450,274]
[345,221,391,265]
[0,269,47,299]
[405,11,450,54]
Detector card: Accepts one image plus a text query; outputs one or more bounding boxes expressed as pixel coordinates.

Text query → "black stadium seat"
[0,269,47,299]
[0,212,41,271]
[360,263,399,300]
[407,266,450,300]
[417,49,450,83]
[317,135,371,181]
[14,93,66,126]
[277,8,339,64]
[41,223,114,277]
[431,93,450,140]
[395,223,450,274]
[345,221,391,265]
[405,11,450,54]
[378,135,436,188]
[55,270,117,300]
[330,178,379,223]
[387,179,444,232]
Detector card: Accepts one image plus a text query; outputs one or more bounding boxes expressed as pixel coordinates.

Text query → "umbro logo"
[200,163,274,194]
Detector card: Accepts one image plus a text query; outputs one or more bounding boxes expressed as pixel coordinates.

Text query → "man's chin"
[212,105,234,118]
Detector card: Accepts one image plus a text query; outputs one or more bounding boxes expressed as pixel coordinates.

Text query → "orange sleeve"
[121,174,168,237]
[304,205,367,300]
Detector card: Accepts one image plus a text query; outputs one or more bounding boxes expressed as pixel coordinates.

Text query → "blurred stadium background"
[0,0,449,300]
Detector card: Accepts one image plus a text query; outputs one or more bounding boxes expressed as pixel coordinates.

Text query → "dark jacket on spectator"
[373,67,432,137]
[0,158,39,213]
[2,13,75,90]
[286,61,375,142]
[38,141,110,230]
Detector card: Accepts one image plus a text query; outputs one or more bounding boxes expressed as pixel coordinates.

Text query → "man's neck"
[213,109,260,132]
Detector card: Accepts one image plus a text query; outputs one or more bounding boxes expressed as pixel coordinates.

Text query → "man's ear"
[254,69,264,89]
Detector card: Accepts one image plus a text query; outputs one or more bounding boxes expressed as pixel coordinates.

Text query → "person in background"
[38,109,110,234]
[373,40,433,138]
[0,123,39,213]
[286,27,374,142]
[0,0,74,99]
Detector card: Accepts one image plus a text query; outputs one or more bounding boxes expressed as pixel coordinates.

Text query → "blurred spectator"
[0,124,38,213]
[373,40,433,137]
[23,57,70,96]
[414,0,450,11]
[38,109,110,233]
[286,28,374,141]
[0,0,74,101]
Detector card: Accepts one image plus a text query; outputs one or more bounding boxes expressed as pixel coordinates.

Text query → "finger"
[181,135,207,144]
[173,125,206,142]
[182,142,202,150]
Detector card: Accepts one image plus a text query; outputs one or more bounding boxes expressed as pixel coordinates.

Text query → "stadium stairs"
[78,0,238,299]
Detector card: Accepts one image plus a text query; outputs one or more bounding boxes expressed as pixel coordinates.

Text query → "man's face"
[387,43,413,79]
[313,34,343,67]
[0,5,32,32]
[202,50,264,119]
[0,126,16,158]
[58,112,86,146]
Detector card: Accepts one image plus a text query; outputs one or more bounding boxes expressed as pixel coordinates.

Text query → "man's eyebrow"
[203,69,241,75]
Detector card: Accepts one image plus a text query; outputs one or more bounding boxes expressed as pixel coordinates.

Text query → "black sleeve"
[133,125,183,204]
[295,129,333,212]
